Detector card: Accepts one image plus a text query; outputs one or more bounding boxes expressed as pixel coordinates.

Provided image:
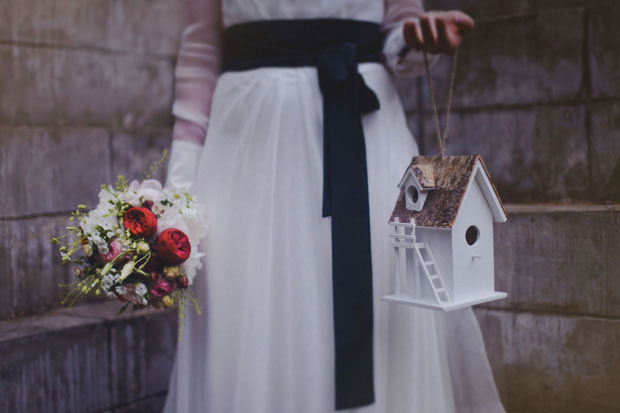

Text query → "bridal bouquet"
[51,164,207,338]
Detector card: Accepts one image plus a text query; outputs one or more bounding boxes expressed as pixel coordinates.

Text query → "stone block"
[108,310,177,405]
[0,45,174,128]
[104,394,167,413]
[427,0,612,18]
[0,127,111,217]
[413,105,589,203]
[422,8,583,108]
[0,0,181,57]
[111,130,172,183]
[589,4,620,99]
[489,208,620,317]
[0,302,177,412]
[475,308,620,413]
[590,102,620,202]
[0,216,75,318]
[0,312,112,412]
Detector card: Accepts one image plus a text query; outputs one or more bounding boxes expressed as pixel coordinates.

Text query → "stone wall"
[0,1,181,411]
[410,1,620,411]
[1,0,619,412]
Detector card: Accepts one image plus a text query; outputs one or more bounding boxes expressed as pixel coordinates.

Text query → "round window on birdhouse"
[406,186,419,204]
[465,225,479,246]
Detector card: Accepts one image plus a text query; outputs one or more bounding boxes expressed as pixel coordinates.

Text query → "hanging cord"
[423,48,459,157]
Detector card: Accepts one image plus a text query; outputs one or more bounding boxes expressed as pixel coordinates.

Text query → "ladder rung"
[430,275,440,280]
[415,242,427,249]
[436,288,446,293]
[424,261,434,266]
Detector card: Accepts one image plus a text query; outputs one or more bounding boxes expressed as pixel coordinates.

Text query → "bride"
[163,0,503,411]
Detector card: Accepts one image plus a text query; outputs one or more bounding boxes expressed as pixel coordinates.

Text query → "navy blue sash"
[223,19,380,410]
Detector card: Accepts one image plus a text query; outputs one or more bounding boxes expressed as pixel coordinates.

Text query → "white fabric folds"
[163,63,504,413]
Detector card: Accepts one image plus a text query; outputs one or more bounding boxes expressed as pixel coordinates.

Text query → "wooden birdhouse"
[383,155,508,311]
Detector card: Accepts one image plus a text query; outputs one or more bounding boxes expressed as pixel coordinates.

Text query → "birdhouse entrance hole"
[466,225,479,245]
[407,186,419,203]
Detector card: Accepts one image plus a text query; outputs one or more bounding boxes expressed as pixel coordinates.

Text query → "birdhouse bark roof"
[389,155,507,228]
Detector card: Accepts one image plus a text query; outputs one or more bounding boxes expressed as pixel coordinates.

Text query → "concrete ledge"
[0,301,176,412]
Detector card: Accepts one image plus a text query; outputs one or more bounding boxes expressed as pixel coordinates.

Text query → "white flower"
[115,285,127,295]
[182,251,204,284]
[152,202,167,216]
[125,179,164,206]
[135,283,147,296]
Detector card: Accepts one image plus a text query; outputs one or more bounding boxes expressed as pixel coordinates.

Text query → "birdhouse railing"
[389,217,417,297]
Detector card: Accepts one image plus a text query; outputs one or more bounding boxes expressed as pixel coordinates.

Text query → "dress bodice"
[221,0,384,27]
[172,0,430,145]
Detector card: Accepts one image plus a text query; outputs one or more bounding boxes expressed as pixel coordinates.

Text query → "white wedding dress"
[163,1,504,412]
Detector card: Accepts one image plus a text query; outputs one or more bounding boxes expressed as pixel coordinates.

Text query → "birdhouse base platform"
[382,291,507,312]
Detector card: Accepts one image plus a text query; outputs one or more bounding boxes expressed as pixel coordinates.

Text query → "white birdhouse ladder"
[388,218,451,306]
[413,242,451,304]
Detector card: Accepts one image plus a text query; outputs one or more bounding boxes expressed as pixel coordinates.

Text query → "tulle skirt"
[163,63,504,413]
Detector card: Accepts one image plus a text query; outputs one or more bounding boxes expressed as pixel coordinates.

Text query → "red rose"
[155,229,191,265]
[149,276,176,298]
[123,207,157,238]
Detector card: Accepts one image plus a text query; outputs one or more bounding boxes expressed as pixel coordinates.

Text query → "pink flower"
[100,239,124,263]
[149,277,176,298]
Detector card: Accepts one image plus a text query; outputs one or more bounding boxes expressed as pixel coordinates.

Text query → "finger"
[403,21,423,50]
[453,11,475,32]
[420,15,440,54]
[437,17,460,52]
[436,18,452,53]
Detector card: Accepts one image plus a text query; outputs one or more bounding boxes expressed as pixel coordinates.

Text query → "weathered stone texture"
[0,216,75,319]
[590,102,620,202]
[589,4,620,99]
[490,209,620,316]
[0,313,111,412]
[0,0,181,57]
[111,130,171,183]
[421,8,583,109]
[0,45,174,128]
[0,127,112,217]
[475,308,620,413]
[0,302,177,412]
[413,105,589,203]
[428,0,614,18]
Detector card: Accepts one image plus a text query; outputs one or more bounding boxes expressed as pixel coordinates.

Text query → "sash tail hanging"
[222,19,381,410]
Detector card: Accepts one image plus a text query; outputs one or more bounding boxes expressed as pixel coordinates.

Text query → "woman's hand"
[403,11,475,54]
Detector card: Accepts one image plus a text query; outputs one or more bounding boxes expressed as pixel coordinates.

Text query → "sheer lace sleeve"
[172,0,222,145]
[382,0,438,77]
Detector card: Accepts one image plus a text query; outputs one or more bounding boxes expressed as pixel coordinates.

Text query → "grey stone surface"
[0,45,174,128]
[0,127,112,218]
[111,130,172,184]
[590,102,620,202]
[412,105,589,203]
[104,394,167,413]
[589,4,620,99]
[0,0,181,57]
[427,0,613,18]
[0,302,177,412]
[489,209,620,317]
[421,8,583,109]
[475,308,620,413]
[109,310,177,405]
[0,216,75,319]
[0,315,112,412]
